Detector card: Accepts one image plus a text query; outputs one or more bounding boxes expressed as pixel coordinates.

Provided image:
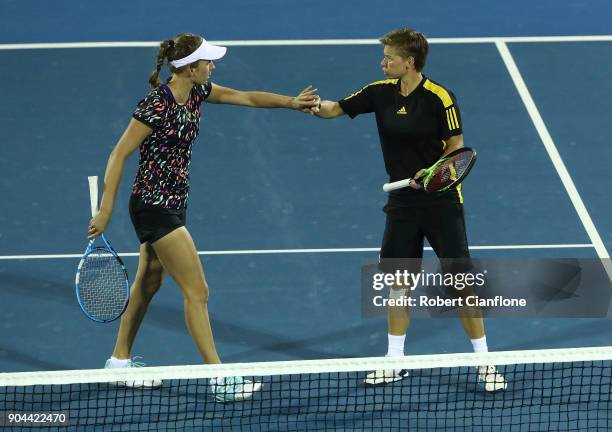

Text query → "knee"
[183,281,209,304]
[138,260,165,297]
[143,274,164,297]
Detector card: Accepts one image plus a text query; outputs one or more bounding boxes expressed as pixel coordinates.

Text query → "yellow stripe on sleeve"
[445,107,460,130]
[343,79,398,101]
[423,80,453,108]
[451,107,460,129]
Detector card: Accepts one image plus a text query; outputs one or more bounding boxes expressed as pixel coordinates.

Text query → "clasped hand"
[292,86,321,114]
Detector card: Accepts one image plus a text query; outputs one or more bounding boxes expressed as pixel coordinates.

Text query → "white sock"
[109,356,131,367]
[471,335,488,353]
[386,334,406,357]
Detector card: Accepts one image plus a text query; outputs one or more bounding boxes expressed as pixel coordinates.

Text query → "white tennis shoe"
[364,368,408,386]
[477,365,507,391]
[104,356,162,388]
[210,376,263,402]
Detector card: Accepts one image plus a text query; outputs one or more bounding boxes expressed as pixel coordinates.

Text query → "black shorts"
[129,195,187,244]
[380,203,470,259]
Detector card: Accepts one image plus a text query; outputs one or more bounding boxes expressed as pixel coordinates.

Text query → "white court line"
[1,35,612,50]
[496,42,611,268]
[0,244,595,260]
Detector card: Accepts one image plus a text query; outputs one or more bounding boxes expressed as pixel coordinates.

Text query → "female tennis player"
[87,33,319,401]
[311,28,506,391]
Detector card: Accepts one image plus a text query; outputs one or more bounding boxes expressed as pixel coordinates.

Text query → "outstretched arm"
[312,100,345,119]
[88,119,151,239]
[208,84,319,112]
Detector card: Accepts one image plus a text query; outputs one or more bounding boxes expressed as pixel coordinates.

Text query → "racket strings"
[425,152,473,192]
[78,249,128,321]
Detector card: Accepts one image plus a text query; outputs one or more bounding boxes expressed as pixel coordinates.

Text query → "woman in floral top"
[87,33,318,401]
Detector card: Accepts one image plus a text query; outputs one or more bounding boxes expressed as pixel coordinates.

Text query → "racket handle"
[383,178,415,192]
[88,176,99,217]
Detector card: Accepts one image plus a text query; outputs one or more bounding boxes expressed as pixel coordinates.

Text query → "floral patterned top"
[131,82,212,209]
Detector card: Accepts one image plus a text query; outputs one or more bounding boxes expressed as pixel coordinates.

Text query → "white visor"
[170,39,227,68]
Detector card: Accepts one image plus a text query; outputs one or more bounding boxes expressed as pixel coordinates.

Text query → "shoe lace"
[129,356,147,368]
[478,365,504,383]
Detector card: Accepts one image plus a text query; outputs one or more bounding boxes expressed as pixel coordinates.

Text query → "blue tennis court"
[1,1,611,430]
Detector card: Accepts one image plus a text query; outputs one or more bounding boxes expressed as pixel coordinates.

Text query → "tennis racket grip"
[383,178,416,192]
[88,176,99,217]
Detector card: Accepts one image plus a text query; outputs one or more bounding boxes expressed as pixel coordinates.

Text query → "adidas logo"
[396,106,407,115]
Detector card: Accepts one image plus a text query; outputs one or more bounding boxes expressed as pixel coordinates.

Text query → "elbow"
[109,148,121,162]
[108,146,129,165]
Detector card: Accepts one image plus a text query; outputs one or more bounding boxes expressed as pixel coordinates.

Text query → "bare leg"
[458,308,485,339]
[151,227,221,364]
[454,285,485,340]
[387,309,411,335]
[112,243,164,359]
[388,286,411,336]
[387,293,484,339]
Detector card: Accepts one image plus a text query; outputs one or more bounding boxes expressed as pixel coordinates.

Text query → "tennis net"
[1,346,611,431]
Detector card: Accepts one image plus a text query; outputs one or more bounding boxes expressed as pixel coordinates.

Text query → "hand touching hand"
[291,86,320,113]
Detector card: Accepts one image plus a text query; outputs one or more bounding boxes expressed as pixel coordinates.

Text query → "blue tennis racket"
[75,176,130,323]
